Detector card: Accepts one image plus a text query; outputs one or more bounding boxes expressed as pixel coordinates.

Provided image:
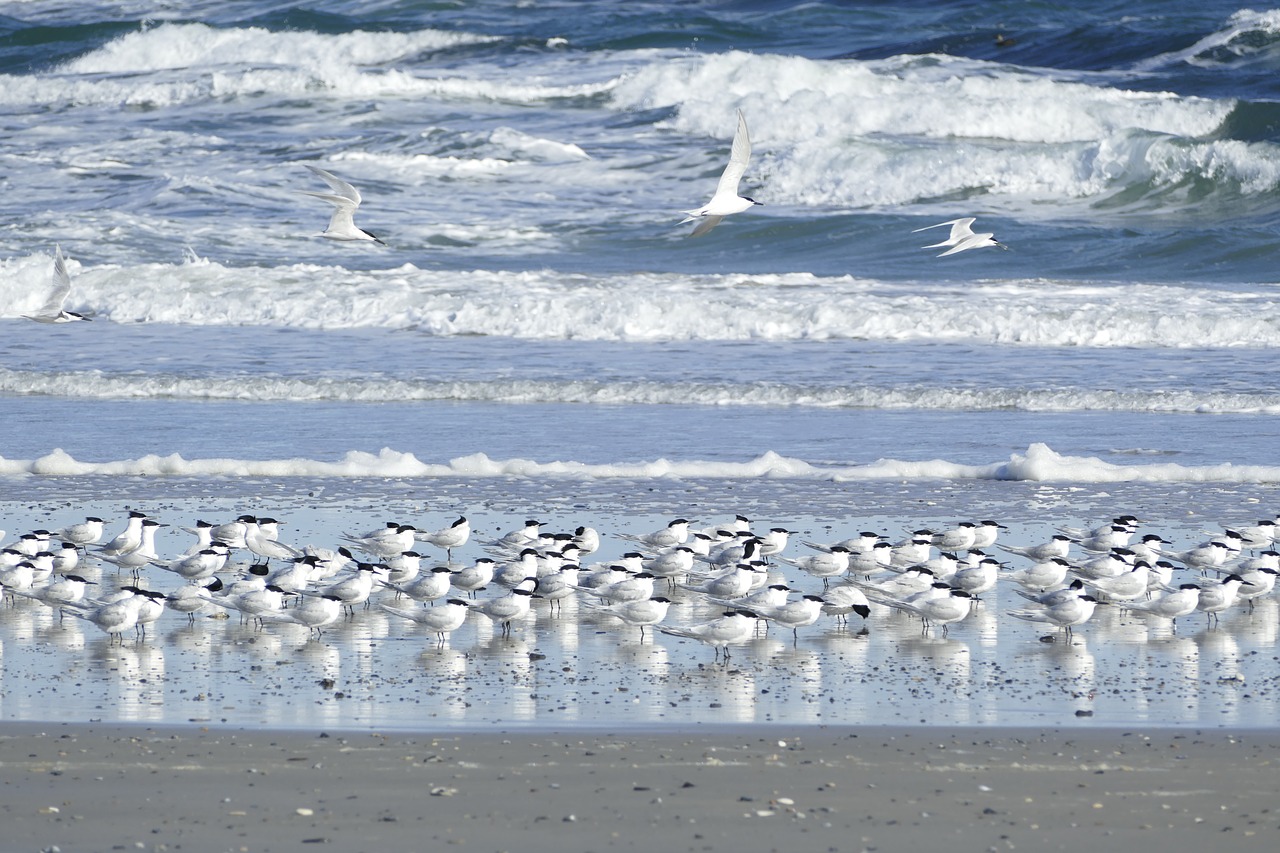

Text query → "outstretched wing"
[304,164,362,207]
[713,110,751,199]
[689,214,725,237]
[937,232,994,257]
[913,217,975,237]
[33,244,73,315]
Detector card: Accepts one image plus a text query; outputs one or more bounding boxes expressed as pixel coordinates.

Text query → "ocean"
[1,0,1280,731]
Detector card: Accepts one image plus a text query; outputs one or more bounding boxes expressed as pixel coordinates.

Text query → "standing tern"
[580,596,672,639]
[1196,574,1249,626]
[415,517,470,560]
[821,586,871,625]
[1119,584,1201,626]
[1009,594,1099,638]
[53,516,105,550]
[680,110,762,237]
[260,593,344,638]
[471,585,536,636]
[380,565,454,605]
[739,594,826,642]
[619,518,693,550]
[999,534,1072,562]
[379,598,471,645]
[863,587,974,636]
[657,610,757,660]
[97,511,148,559]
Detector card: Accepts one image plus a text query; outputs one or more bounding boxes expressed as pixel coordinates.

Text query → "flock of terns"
[19,110,1002,323]
[1,508,1276,660]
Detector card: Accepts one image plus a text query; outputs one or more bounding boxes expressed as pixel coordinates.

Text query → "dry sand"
[1,722,1277,852]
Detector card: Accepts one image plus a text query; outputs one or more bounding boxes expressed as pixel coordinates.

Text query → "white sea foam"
[64,22,495,74]
[0,23,610,108]
[2,253,1278,348]
[1134,8,1280,71]
[2,367,1278,414]
[3,443,1278,484]
[608,50,1277,212]
[614,51,1224,144]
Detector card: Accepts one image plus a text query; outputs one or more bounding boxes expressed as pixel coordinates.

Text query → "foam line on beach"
[3,443,1279,484]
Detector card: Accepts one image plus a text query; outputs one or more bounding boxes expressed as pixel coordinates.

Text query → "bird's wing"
[30,245,73,317]
[47,245,72,308]
[920,238,956,249]
[299,190,358,212]
[936,234,990,257]
[912,217,974,236]
[713,109,751,198]
[304,164,362,207]
[945,218,977,241]
[1007,608,1051,623]
[326,206,359,235]
[689,214,725,238]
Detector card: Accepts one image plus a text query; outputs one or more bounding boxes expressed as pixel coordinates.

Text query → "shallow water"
[3,476,1278,732]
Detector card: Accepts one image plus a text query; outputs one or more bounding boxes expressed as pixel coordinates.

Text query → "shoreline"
[4,721,1276,851]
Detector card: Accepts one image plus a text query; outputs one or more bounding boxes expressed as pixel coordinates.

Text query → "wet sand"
[2,722,1277,852]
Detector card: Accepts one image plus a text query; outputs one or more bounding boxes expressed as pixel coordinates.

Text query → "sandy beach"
[2,722,1276,852]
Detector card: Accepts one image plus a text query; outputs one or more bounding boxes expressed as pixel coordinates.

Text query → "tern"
[151,544,230,582]
[22,245,91,323]
[451,557,496,597]
[578,571,656,604]
[300,164,386,245]
[1002,557,1072,592]
[657,610,757,660]
[314,563,382,613]
[260,593,344,637]
[471,584,536,636]
[739,594,826,641]
[573,526,601,555]
[864,587,973,636]
[1119,584,1201,626]
[380,565,455,605]
[484,519,541,553]
[912,217,1006,257]
[999,535,1072,562]
[53,516,105,550]
[1196,574,1250,626]
[97,511,149,559]
[415,517,470,560]
[1009,594,1099,638]
[680,110,762,236]
[777,546,850,586]
[166,577,223,623]
[379,598,471,645]
[619,518,693,550]
[821,585,872,626]
[533,566,580,615]
[9,573,95,618]
[1081,562,1150,602]
[1013,578,1086,607]
[342,523,417,558]
[67,597,139,643]
[210,584,287,627]
[642,546,696,586]
[580,596,672,639]
[244,519,303,566]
